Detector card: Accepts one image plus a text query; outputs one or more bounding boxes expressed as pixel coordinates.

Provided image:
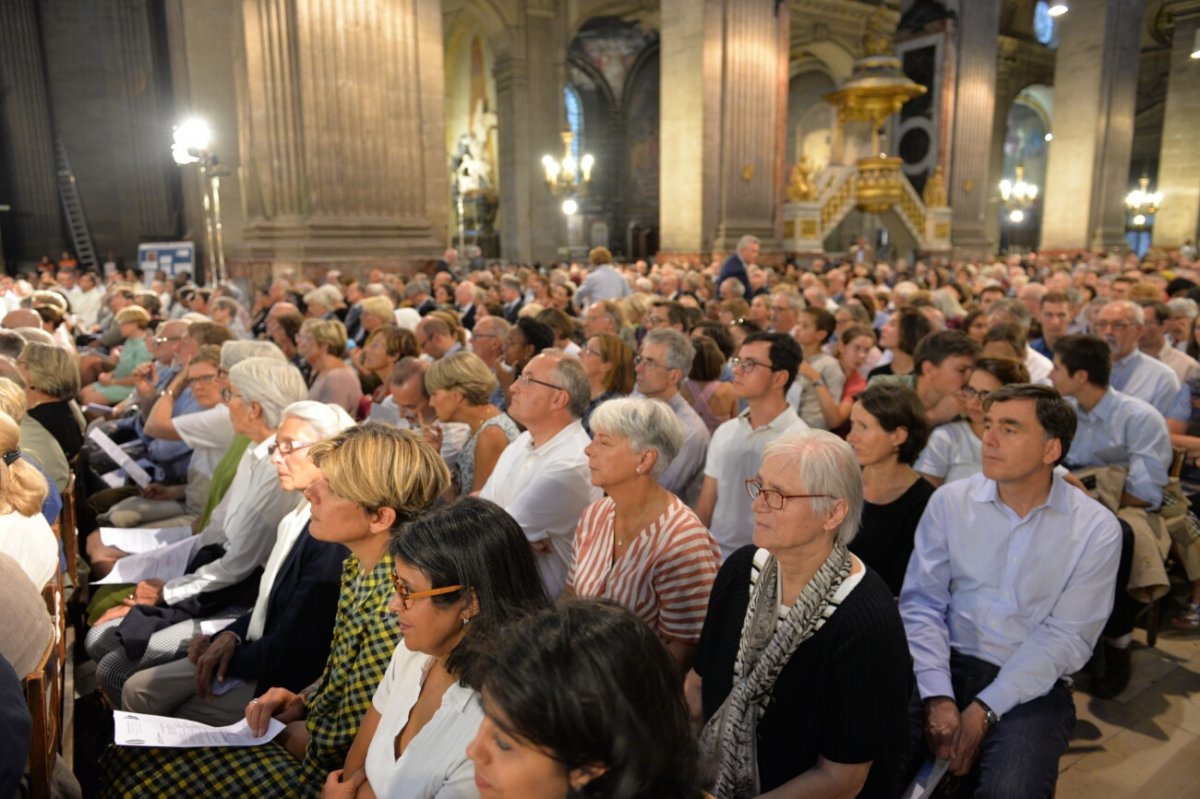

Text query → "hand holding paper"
[114,712,283,748]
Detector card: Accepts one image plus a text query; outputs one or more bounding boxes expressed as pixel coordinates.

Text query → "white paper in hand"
[209,677,245,697]
[92,535,203,584]
[99,526,192,554]
[88,427,152,487]
[901,758,950,799]
[113,712,283,748]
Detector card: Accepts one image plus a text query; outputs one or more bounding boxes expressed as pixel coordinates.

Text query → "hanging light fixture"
[1191,28,1200,59]
[541,129,594,215]
[1125,175,1162,231]
[999,164,1039,225]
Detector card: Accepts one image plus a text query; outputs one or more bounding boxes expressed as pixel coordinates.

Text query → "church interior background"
[1,0,1198,282]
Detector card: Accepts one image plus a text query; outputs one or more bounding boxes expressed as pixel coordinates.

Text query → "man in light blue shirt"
[572,246,630,310]
[900,384,1121,796]
[1050,334,1167,697]
[1098,300,1190,422]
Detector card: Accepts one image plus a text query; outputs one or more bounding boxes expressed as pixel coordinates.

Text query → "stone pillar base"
[226,255,434,285]
[781,202,824,254]
[924,208,953,253]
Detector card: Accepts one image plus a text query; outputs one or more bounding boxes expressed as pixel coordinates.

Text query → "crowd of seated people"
[0,241,1199,798]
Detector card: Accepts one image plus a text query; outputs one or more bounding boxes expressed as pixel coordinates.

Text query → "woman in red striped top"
[564,398,721,671]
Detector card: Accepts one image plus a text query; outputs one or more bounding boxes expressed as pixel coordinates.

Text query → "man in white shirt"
[478,351,601,598]
[1097,300,1188,420]
[633,329,709,506]
[987,299,1053,384]
[67,271,105,331]
[696,331,807,558]
[900,384,1121,796]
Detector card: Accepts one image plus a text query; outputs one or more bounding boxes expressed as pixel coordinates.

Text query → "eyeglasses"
[644,315,670,327]
[268,440,316,457]
[220,387,243,403]
[389,572,463,610]
[958,385,992,401]
[579,348,603,359]
[730,356,770,373]
[518,373,564,391]
[189,373,219,385]
[1093,320,1133,332]
[728,318,748,326]
[154,336,184,344]
[745,479,833,510]
[633,354,667,370]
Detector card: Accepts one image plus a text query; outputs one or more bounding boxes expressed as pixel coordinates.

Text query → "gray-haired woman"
[85,358,309,705]
[687,428,909,799]
[564,397,720,671]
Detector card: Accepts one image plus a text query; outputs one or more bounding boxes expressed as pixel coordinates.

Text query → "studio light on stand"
[172,118,226,286]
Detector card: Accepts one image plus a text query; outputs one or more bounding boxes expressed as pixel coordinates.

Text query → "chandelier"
[999,164,1038,223]
[1124,175,1162,229]
[541,130,594,215]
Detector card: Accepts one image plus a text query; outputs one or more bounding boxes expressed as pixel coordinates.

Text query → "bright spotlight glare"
[1044,133,1053,142]
[1009,209,1026,224]
[1133,214,1147,226]
[172,118,212,165]
[1047,2,1068,17]
[561,198,578,216]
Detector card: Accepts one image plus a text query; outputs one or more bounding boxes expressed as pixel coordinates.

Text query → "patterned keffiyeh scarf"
[699,543,852,799]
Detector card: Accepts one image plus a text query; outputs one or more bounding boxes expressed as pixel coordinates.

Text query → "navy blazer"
[224,521,347,695]
[717,254,750,298]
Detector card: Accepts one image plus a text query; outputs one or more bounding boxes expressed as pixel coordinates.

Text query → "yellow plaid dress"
[99,553,401,798]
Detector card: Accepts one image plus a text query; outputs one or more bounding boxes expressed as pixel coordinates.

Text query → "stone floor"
[1058,628,1200,798]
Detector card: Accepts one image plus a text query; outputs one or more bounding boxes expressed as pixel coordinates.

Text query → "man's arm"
[1120,406,1172,509]
[898,491,956,701]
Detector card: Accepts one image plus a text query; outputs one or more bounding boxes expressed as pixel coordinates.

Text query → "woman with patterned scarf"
[99,423,450,798]
[688,429,910,799]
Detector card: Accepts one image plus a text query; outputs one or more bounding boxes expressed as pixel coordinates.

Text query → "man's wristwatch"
[974,698,999,728]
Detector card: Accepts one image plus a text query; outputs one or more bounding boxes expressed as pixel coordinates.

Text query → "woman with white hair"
[85,358,309,705]
[688,428,909,799]
[119,401,356,725]
[566,397,720,671]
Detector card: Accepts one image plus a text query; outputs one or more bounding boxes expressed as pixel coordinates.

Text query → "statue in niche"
[923,164,948,208]
[863,6,895,57]
[787,156,818,202]
[452,133,493,195]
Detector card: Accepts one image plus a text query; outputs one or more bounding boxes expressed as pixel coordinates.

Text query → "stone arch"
[790,40,855,84]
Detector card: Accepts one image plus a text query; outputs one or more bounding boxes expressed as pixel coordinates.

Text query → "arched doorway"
[998,84,1052,253]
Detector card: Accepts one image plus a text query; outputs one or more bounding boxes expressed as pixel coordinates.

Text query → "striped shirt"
[568,495,721,644]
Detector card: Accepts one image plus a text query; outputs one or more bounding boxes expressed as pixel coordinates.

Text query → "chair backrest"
[61,473,78,574]
[22,634,60,798]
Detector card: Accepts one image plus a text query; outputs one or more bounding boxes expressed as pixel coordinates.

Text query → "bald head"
[2,309,41,330]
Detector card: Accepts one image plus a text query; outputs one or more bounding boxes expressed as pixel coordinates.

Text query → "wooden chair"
[1141,448,1188,646]
[60,472,79,591]
[22,635,62,799]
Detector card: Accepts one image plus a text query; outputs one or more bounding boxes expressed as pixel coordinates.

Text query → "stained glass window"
[564,85,583,160]
[1034,2,1059,48]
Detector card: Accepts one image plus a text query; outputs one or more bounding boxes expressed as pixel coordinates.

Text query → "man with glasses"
[469,316,511,406]
[767,290,804,337]
[1049,334,1169,698]
[696,331,806,558]
[1095,300,1186,419]
[900,384,1121,796]
[478,351,602,598]
[643,300,686,333]
[633,329,709,506]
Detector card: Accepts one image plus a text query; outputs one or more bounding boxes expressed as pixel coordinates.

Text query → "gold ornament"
[923,165,948,208]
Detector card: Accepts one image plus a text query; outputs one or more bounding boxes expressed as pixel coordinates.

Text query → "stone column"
[1153,2,1200,250]
[712,0,787,253]
[1041,0,1145,252]
[660,0,785,260]
[237,0,447,264]
[0,0,63,268]
[947,0,1000,257]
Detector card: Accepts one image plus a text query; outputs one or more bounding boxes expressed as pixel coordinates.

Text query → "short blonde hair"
[309,422,449,527]
[0,377,26,421]
[300,318,348,356]
[116,305,152,328]
[360,295,395,320]
[425,351,498,406]
[0,411,48,517]
[21,342,81,399]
